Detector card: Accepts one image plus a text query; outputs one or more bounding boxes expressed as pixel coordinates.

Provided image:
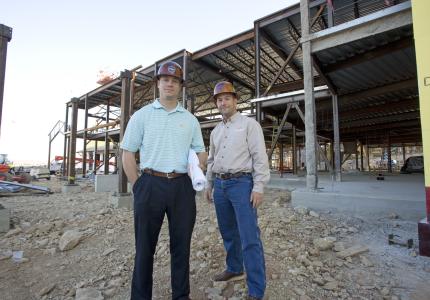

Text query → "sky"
[1,0,298,165]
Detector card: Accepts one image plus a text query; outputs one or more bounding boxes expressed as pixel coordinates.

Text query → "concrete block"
[111,192,133,210]
[62,184,82,194]
[95,175,118,193]
[0,207,10,233]
[292,188,426,221]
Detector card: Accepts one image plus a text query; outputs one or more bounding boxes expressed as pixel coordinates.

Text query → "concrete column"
[332,94,341,181]
[0,24,12,135]
[301,0,318,190]
[402,144,406,164]
[360,142,364,171]
[118,70,132,194]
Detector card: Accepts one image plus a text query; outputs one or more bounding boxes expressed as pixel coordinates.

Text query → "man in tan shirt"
[205,81,270,300]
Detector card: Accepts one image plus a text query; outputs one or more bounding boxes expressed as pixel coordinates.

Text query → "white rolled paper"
[188,149,207,191]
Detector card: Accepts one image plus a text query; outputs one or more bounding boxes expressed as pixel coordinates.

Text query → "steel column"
[0,24,12,135]
[68,98,79,184]
[118,70,132,193]
[254,22,262,123]
[332,94,341,181]
[182,51,188,109]
[292,125,297,174]
[62,104,69,177]
[301,0,318,190]
[387,135,392,173]
[360,142,364,171]
[94,141,98,174]
[82,95,88,177]
[104,101,110,174]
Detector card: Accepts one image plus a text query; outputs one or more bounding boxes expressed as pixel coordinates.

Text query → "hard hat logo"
[167,66,176,74]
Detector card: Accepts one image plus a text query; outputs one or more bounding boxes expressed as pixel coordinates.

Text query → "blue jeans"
[213,175,266,298]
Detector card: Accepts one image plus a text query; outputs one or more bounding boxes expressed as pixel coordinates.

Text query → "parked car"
[400,156,424,174]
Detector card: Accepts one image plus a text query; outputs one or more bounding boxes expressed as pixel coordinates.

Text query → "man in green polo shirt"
[121,61,206,300]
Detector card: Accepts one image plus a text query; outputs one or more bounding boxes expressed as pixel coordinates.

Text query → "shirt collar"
[223,111,240,124]
[152,99,186,113]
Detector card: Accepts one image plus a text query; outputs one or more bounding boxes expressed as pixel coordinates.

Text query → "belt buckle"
[166,172,174,179]
[218,172,226,179]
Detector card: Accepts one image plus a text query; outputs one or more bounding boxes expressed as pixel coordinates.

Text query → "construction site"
[1,0,430,299]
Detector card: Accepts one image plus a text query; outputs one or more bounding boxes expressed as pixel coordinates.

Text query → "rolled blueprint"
[188,149,207,191]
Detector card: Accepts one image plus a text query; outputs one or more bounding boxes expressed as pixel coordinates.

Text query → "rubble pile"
[0,180,429,299]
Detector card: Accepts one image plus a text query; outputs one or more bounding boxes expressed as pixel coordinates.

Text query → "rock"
[107,277,123,288]
[5,227,22,237]
[336,245,369,259]
[323,281,339,291]
[360,256,374,267]
[38,283,56,296]
[208,226,217,234]
[380,287,390,296]
[103,288,116,298]
[308,247,320,256]
[309,211,320,218]
[294,287,305,295]
[333,242,345,252]
[75,288,103,300]
[313,237,336,251]
[102,248,117,256]
[44,248,56,256]
[300,295,311,300]
[213,281,227,291]
[59,230,84,251]
[271,273,279,280]
[294,206,309,215]
[36,239,49,247]
[389,213,399,219]
[0,250,12,261]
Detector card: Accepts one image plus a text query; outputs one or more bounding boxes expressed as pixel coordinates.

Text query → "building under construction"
[48,1,429,254]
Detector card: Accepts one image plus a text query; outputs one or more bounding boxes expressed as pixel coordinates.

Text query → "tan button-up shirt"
[206,112,270,193]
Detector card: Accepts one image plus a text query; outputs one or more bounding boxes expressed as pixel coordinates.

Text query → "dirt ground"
[1,178,430,300]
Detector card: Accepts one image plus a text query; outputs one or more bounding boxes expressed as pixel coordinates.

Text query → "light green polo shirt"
[120,99,205,173]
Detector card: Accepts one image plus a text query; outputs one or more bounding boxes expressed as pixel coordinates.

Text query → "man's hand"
[250,191,263,208]
[205,188,213,203]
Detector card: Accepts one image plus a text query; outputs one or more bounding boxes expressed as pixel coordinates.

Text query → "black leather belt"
[143,168,186,179]
[214,172,252,180]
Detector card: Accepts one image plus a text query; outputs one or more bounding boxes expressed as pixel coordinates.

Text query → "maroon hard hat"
[213,81,237,101]
[156,61,183,82]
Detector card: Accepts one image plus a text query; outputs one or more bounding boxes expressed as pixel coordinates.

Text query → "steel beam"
[307,2,412,53]
[268,104,292,159]
[192,31,254,60]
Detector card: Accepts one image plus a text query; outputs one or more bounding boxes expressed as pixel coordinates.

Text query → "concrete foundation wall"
[0,207,10,232]
[292,189,426,221]
[95,175,131,193]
